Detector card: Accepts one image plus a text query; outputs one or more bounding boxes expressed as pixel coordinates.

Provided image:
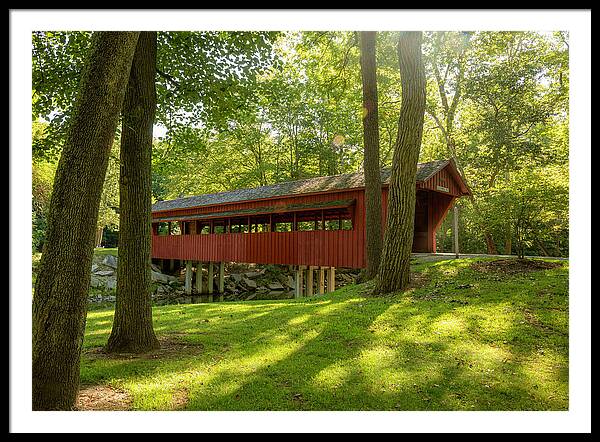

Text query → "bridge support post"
[307,266,316,296]
[295,266,305,298]
[318,267,326,295]
[453,203,460,259]
[218,262,225,301]
[327,267,336,293]
[185,260,192,295]
[207,262,214,302]
[195,262,203,294]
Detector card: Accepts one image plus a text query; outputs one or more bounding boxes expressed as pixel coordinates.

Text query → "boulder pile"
[87,254,359,306]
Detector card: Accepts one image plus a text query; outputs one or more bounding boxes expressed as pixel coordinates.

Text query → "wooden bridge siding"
[151,229,363,268]
[420,169,461,252]
[417,168,461,196]
[152,189,366,268]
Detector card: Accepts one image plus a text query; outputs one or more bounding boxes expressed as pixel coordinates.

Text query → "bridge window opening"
[156,222,169,235]
[249,215,271,233]
[275,222,292,232]
[170,222,181,235]
[213,223,226,234]
[230,217,249,233]
[152,202,355,236]
[325,220,340,230]
[322,208,353,231]
[297,221,315,231]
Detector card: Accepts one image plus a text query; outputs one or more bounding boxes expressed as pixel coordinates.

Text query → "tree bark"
[32,31,140,410]
[484,231,498,255]
[95,226,104,248]
[359,31,383,280]
[534,236,551,257]
[374,32,426,294]
[106,32,160,354]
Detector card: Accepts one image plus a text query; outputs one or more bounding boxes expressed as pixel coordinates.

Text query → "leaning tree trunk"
[32,32,140,410]
[106,32,160,354]
[374,31,426,294]
[359,31,383,280]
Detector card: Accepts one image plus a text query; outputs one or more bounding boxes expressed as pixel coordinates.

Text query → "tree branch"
[156,67,180,88]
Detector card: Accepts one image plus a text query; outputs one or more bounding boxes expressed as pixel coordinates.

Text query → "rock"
[243,277,257,289]
[105,295,116,302]
[155,285,168,295]
[152,271,178,284]
[95,270,114,277]
[102,255,118,269]
[244,271,263,279]
[268,281,284,291]
[105,277,117,290]
[151,263,162,273]
[91,264,98,273]
[181,297,192,304]
[90,276,104,288]
[231,274,243,283]
[246,293,256,301]
[287,276,295,289]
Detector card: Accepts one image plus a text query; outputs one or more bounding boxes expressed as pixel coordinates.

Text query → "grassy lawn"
[80,257,568,411]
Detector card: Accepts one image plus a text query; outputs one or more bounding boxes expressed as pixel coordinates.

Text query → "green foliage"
[156,31,280,133]
[32,30,570,257]
[97,142,120,231]
[461,32,567,182]
[477,166,569,258]
[422,31,569,255]
[31,123,57,251]
[32,31,280,159]
[32,31,92,159]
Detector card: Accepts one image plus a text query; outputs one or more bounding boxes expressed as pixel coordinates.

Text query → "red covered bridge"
[151,159,470,298]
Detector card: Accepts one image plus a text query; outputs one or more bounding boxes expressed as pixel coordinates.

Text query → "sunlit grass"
[81,257,568,410]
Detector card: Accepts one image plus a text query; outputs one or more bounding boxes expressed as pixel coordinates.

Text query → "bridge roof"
[152,159,463,213]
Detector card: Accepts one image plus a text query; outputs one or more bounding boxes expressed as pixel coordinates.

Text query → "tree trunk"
[359,31,383,280]
[374,32,426,294]
[106,32,160,354]
[440,219,446,253]
[534,236,551,257]
[32,32,140,410]
[95,226,104,248]
[484,231,498,255]
[453,204,460,258]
